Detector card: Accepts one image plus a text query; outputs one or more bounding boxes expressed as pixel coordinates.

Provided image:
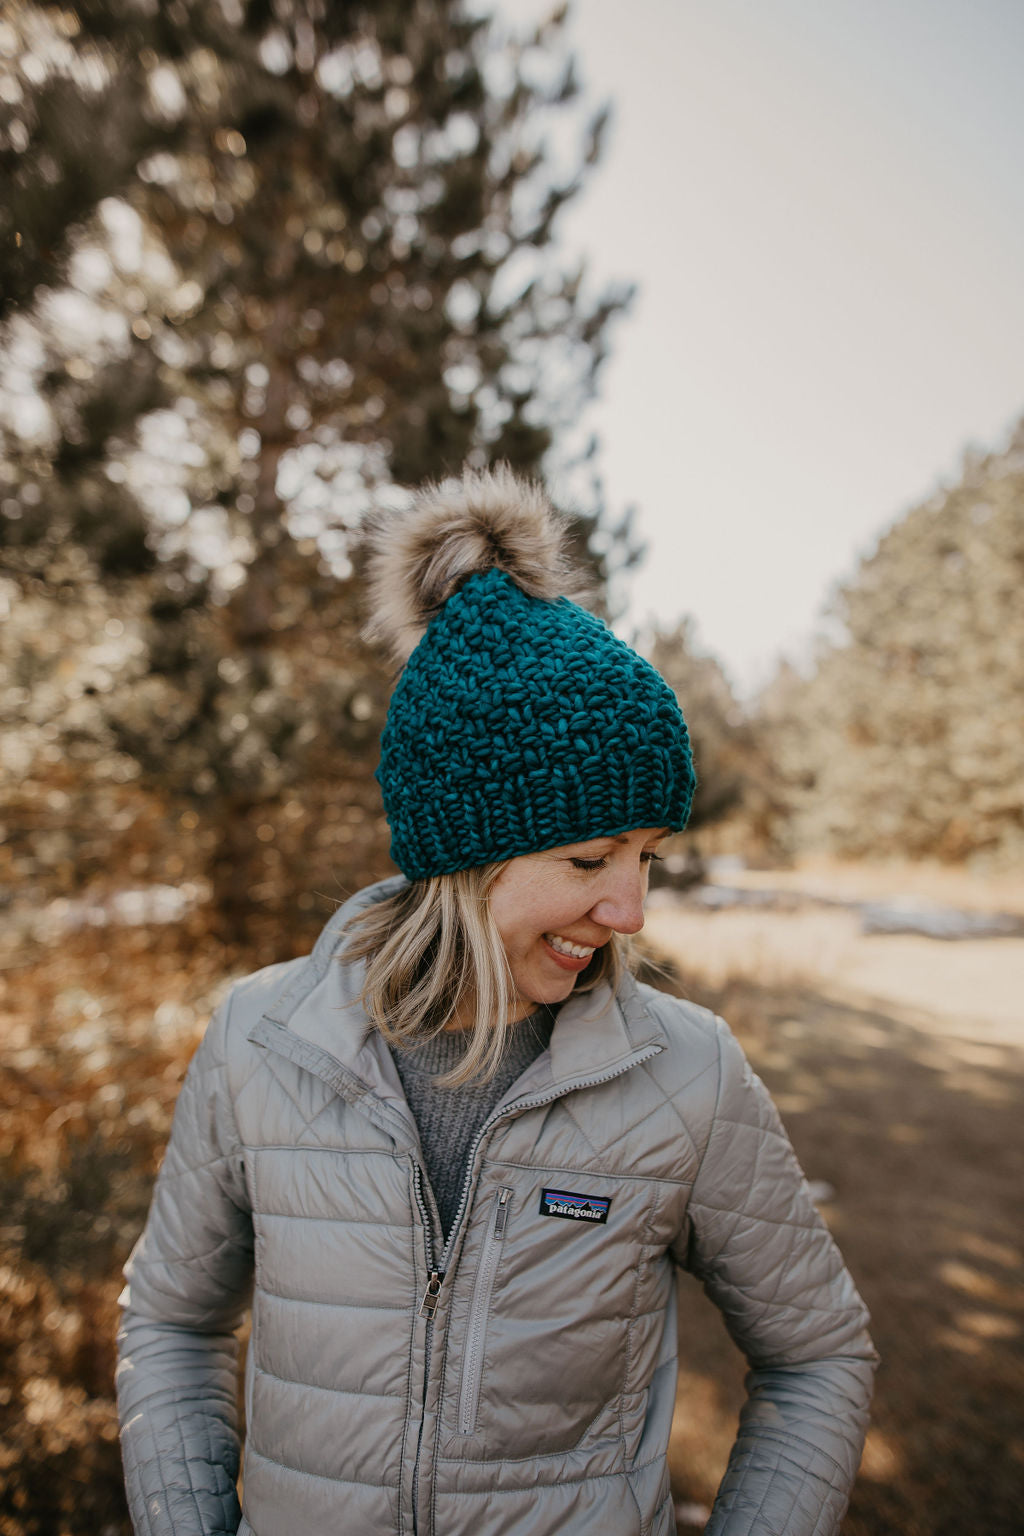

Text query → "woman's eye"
[570,857,606,871]
[641,851,664,864]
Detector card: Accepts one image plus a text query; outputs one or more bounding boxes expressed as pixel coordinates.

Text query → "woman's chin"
[512,974,577,1014]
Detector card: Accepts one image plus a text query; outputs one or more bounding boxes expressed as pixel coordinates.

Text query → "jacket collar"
[251,877,416,1145]
[251,878,663,1129]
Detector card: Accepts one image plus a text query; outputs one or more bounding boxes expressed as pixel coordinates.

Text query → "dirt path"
[641,897,1024,1536]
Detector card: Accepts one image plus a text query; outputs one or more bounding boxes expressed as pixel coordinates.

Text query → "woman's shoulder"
[631,976,727,1062]
[208,879,405,1051]
[221,954,307,1029]
[629,977,790,1156]
[626,977,757,1132]
[192,954,309,1084]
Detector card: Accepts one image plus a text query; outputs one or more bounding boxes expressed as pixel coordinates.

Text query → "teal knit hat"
[366,468,695,879]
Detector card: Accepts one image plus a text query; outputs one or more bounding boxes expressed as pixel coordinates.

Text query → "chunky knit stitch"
[377,568,695,878]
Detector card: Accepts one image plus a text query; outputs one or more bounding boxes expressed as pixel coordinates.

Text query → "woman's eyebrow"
[609,829,670,845]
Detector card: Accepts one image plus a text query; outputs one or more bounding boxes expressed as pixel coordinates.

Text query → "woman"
[117,467,876,1536]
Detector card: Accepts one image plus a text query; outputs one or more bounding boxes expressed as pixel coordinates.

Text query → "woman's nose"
[590,868,647,935]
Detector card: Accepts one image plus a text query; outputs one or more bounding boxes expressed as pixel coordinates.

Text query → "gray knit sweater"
[391,1010,554,1244]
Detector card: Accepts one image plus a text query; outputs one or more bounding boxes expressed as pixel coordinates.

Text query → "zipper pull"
[494,1186,512,1238]
[419,1270,444,1319]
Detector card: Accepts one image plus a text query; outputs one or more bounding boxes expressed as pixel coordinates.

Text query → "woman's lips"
[541,937,595,973]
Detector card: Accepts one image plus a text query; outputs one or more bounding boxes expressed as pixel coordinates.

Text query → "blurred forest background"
[1,2,1021,1534]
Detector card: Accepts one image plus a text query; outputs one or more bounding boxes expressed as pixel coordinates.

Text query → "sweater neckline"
[390,1006,554,1075]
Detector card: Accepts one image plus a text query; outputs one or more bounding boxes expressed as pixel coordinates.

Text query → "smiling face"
[486,826,669,1020]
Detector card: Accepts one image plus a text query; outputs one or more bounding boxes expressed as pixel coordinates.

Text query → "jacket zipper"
[457,1185,513,1434]
[413,1044,662,1322]
[410,1163,441,1536]
[408,1041,662,1507]
[413,1164,444,1317]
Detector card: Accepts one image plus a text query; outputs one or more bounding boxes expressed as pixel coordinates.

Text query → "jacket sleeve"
[672,1016,878,1536]
[116,996,254,1536]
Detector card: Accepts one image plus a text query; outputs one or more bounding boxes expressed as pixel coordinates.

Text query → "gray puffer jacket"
[117,879,876,1536]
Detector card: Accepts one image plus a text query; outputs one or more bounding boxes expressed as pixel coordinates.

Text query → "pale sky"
[548,0,1024,692]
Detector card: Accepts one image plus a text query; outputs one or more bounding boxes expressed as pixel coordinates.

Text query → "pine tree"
[762,420,1024,864]
[1,0,633,945]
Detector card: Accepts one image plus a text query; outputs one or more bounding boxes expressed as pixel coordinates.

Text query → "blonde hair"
[342,866,628,1086]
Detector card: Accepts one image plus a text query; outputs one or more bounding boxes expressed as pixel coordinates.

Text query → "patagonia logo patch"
[539,1188,611,1224]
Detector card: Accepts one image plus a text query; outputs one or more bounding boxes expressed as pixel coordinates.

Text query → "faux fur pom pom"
[362,464,589,666]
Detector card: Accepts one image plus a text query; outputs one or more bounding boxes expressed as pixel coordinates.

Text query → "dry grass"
[643,902,1024,1044]
[644,902,863,992]
[0,924,242,1536]
[726,854,1024,917]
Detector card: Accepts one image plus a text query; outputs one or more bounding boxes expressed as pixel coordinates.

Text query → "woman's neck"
[446,993,541,1032]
